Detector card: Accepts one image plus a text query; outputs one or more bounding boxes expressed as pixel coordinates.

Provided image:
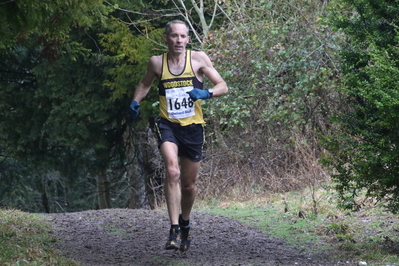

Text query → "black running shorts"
[155,118,204,162]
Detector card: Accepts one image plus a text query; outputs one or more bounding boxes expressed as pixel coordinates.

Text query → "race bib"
[165,86,195,119]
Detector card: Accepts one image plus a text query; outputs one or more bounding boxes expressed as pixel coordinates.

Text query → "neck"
[168,50,186,64]
[167,50,187,75]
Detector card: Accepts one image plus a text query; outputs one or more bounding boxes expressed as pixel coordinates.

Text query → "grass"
[0,209,78,266]
[198,186,399,266]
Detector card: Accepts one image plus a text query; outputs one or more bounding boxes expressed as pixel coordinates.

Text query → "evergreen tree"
[0,0,160,211]
[323,0,399,213]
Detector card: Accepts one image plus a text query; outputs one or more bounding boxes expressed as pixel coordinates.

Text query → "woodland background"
[1,0,398,214]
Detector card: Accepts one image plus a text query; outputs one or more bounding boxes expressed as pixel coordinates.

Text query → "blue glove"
[128,100,140,119]
[186,88,210,102]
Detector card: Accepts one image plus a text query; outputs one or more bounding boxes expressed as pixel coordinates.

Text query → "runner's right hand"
[128,101,140,119]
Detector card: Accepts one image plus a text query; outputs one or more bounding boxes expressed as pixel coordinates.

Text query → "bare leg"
[160,141,181,225]
[180,157,200,221]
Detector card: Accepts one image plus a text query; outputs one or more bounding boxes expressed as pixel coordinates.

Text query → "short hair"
[164,20,189,36]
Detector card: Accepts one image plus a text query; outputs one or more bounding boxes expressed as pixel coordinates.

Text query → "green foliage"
[322,0,399,214]
[0,0,160,211]
[0,0,105,55]
[208,0,340,137]
[99,17,164,103]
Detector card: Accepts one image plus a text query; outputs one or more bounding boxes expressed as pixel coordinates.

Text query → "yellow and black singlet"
[158,50,205,126]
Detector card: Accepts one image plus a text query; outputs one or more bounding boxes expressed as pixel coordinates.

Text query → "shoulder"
[191,50,209,61]
[148,54,163,66]
[147,54,163,77]
[191,50,212,68]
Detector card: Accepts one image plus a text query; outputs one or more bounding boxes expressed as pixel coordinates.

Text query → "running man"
[128,19,228,252]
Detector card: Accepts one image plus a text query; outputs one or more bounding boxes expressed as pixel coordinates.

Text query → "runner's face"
[164,23,190,54]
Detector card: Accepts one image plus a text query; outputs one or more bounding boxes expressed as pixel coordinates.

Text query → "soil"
[48,208,354,266]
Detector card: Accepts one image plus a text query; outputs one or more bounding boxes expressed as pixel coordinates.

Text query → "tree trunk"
[97,170,111,209]
[126,123,162,209]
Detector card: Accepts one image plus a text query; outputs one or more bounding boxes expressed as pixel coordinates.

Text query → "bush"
[198,0,342,196]
[322,0,399,213]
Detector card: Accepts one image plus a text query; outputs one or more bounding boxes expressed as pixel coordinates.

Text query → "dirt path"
[48,208,352,266]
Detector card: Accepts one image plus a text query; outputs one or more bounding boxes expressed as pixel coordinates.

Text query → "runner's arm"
[197,52,228,97]
[133,56,159,102]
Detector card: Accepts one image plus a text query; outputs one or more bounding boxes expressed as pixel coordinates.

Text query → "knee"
[181,182,196,195]
[165,165,180,182]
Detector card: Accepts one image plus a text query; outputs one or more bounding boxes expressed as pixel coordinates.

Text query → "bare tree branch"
[103,0,228,49]
[0,0,16,7]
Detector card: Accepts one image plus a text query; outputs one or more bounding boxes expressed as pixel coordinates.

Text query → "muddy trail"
[48,208,354,265]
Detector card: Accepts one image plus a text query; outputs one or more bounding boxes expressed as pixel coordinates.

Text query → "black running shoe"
[179,215,191,252]
[165,227,180,250]
[179,225,191,252]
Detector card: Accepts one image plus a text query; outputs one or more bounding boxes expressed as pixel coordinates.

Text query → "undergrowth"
[198,186,399,266]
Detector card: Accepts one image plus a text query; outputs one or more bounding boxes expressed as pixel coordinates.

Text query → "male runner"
[129,19,228,252]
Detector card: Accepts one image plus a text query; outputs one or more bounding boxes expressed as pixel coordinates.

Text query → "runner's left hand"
[186,88,210,101]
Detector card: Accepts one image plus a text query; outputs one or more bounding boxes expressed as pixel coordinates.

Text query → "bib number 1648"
[168,97,194,111]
